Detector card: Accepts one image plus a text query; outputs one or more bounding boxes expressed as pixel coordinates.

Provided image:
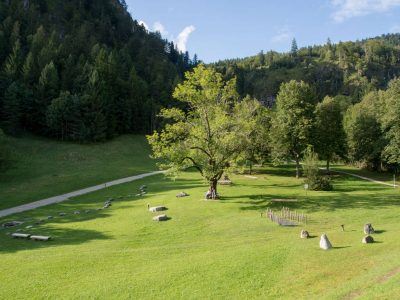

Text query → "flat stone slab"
[30,235,51,241]
[271,198,298,202]
[149,206,167,212]
[218,180,232,185]
[12,233,31,239]
[176,192,189,198]
[153,214,168,221]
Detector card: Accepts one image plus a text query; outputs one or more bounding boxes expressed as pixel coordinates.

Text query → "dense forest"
[212,35,400,104]
[0,0,197,142]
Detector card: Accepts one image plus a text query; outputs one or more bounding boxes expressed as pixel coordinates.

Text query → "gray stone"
[73,211,80,215]
[300,230,310,239]
[59,212,66,216]
[319,234,332,250]
[2,221,23,228]
[362,235,374,244]
[176,192,189,198]
[364,223,375,234]
[47,216,53,220]
[30,235,51,241]
[148,204,167,212]
[12,233,30,239]
[153,214,168,221]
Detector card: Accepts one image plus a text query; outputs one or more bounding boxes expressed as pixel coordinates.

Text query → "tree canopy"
[271,80,316,178]
[147,65,267,198]
[0,0,198,142]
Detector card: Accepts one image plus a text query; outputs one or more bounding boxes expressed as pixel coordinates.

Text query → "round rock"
[364,223,375,234]
[362,235,374,244]
[300,230,310,239]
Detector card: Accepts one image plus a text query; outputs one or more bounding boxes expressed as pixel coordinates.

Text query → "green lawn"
[332,164,398,185]
[1,166,399,299]
[0,134,155,210]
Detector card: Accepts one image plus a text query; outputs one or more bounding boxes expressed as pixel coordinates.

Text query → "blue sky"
[126,0,400,63]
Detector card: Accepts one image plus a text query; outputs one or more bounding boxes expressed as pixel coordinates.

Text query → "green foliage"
[148,65,262,196]
[379,78,400,166]
[0,0,197,141]
[271,80,316,177]
[212,34,400,102]
[344,91,385,170]
[0,128,10,170]
[302,147,333,191]
[233,96,271,173]
[314,96,346,170]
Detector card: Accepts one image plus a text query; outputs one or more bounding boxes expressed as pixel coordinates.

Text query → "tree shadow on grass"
[332,246,351,249]
[0,226,110,254]
[220,189,400,213]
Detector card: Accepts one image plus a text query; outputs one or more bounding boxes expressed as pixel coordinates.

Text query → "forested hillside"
[212,35,400,103]
[0,0,196,142]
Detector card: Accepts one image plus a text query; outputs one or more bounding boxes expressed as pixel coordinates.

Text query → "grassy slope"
[1,166,399,299]
[0,135,155,210]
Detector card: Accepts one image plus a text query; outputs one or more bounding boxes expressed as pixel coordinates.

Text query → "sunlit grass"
[1,165,399,299]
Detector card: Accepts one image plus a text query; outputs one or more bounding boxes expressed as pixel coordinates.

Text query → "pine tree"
[2,82,23,134]
[290,38,298,57]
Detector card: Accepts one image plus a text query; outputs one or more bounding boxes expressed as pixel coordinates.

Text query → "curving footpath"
[0,171,164,218]
[328,169,398,188]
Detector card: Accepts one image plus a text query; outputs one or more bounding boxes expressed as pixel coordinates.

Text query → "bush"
[303,147,333,191]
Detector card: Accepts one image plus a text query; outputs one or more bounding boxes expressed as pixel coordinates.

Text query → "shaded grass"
[1,167,400,299]
[0,134,156,210]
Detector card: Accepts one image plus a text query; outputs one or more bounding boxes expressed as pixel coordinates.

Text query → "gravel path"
[0,171,164,218]
[329,169,398,188]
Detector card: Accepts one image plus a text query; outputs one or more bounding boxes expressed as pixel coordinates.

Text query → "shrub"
[303,147,333,191]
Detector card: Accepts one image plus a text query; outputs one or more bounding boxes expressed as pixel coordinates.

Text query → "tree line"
[0,0,197,142]
[211,35,400,104]
[148,65,400,197]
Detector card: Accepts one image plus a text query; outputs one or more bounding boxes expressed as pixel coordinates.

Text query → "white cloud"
[271,27,292,43]
[153,21,168,36]
[331,0,400,22]
[137,21,196,52]
[138,20,149,30]
[390,24,400,32]
[176,25,196,52]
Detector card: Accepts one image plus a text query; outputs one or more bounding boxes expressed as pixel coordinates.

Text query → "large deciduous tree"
[147,65,258,198]
[380,78,400,167]
[233,96,271,174]
[343,91,385,170]
[271,80,317,178]
[314,96,346,172]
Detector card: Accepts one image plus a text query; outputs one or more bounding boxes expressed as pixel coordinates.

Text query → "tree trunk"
[295,156,300,179]
[326,159,330,174]
[249,161,253,175]
[208,179,218,199]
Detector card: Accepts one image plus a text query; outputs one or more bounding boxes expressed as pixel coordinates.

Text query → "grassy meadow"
[1,165,399,299]
[0,135,155,210]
